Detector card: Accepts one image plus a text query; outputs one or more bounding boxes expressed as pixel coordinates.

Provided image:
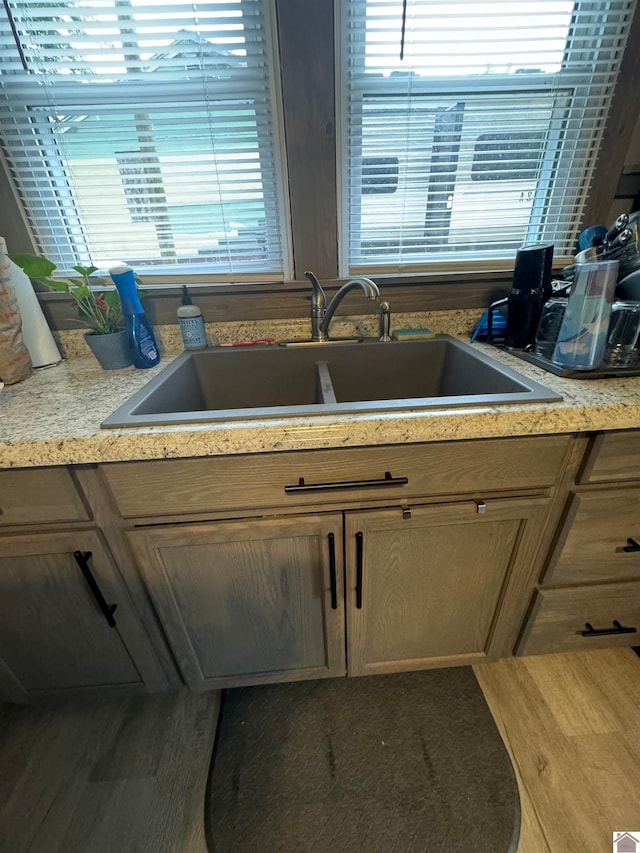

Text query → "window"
[340,0,635,273]
[0,0,290,278]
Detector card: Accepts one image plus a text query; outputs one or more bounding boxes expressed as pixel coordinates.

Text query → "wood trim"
[38,270,517,329]
[574,432,602,485]
[0,148,38,254]
[538,491,582,586]
[581,1,640,227]
[275,0,338,279]
[533,434,591,586]
[491,434,589,652]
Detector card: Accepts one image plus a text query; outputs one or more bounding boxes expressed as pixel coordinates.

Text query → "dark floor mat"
[205,669,520,853]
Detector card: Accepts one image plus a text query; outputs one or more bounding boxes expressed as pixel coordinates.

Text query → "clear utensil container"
[552,260,618,370]
[603,300,640,368]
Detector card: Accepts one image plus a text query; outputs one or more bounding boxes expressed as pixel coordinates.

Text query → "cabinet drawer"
[0,468,89,527]
[103,434,570,519]
[518,583,640,656]
[579,430,640,484]
[543,488,640,585]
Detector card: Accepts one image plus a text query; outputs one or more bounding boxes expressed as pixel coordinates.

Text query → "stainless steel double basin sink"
[101,335,561,428]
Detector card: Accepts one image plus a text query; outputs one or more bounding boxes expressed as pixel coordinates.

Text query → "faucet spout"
[320,277,380,340]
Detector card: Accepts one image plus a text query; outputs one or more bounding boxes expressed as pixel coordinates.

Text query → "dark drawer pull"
[328,533,338,610]
[623,537,640,552]
[285,471,408,494]
[581,620,637,637]
[73,551,118,628]
[355,532,364,610]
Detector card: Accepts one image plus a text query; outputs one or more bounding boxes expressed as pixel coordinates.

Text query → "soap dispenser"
[177,286,207,350]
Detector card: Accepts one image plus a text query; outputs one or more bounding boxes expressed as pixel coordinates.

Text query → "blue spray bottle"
[109,265,160,368]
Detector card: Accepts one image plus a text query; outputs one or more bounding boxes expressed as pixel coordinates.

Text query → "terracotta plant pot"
[84,330,133,370]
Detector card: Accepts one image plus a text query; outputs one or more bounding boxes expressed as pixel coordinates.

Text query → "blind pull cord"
[400,0,408,61]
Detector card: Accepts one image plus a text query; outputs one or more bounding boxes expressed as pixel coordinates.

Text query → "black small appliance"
[505,243,554,349]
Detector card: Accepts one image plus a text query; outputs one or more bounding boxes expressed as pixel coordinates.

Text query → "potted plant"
[9,254,133,370]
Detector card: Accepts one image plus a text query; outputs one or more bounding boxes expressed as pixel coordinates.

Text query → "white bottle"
[177,286,207,350]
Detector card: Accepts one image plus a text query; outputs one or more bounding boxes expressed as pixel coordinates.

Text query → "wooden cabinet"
[542,486,640,586]
[0,530,148,702]
[0,433,575,698]
[126,494,552,688]
[0,467,89,526]
[0,467,167,703]
[519,430,640,656]
[127,514,346,689]
[518,583,640,655]
[103,434,570,520]
[577,430,640,484]
[345,497,549,675]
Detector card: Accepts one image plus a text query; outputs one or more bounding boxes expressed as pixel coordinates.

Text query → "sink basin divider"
[316,361,337,405]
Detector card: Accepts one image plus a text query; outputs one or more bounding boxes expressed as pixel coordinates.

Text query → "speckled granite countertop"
[1,336,639,469]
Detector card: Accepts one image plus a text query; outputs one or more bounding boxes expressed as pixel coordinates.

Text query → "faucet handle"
[379,301,392,341]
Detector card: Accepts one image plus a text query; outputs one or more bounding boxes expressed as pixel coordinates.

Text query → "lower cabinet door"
[0,530,146,702]
[345,498,548,676]
[127,514,346,689]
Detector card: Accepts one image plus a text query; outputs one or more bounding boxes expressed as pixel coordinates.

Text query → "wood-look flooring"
[0,690,220,853]
[475,648,640,853]
[0,649,638,852]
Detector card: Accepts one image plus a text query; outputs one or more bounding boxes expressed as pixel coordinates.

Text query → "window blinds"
[0,0,289,278]
[341,0,635,273]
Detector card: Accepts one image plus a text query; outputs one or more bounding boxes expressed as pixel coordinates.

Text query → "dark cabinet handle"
[285,471,408,494]
[355,532,364,609]
[581,620,637,637]
[73,551,118,628]
[328,533,338,610]
[623,537,640,552]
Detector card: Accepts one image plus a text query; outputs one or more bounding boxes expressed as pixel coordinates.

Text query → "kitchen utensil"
[607,228,633,251]
[605,213,629,246]
[603,300,640,368]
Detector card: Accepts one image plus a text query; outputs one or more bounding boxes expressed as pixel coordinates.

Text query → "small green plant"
[10,253,124,335]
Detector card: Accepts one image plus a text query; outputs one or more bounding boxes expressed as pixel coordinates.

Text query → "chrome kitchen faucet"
[304,270,380,342]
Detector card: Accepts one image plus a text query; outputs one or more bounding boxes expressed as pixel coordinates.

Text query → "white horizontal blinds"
[0,0,287,277]
[343,0,635,272]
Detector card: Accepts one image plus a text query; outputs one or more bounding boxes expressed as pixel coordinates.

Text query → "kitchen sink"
[101,335,562,427]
